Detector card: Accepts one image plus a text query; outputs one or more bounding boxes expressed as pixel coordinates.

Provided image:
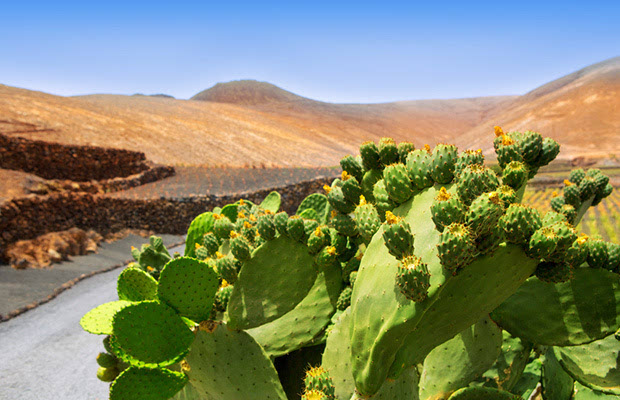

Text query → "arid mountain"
[0,83,513,167]
[457,56,620,160]
[0,57,618,167]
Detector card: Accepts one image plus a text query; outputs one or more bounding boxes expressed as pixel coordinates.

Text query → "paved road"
[0,245,183,400]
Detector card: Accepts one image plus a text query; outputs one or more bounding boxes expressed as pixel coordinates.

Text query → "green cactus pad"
[348,184,537,396]
[157,257,219,322]
[418,315,502,400]
[475,331,533,392]
[491,268,620,346]
[110,366,188,400]
[573,381,620,399]
[260,191,281,213]
[322,309,421,400]
[117,268,158,302]
[80,300,133,335]
[543,347,574,400]
[227,236,317,330]
[184,212,214,258]
[246,259,341,357]
[112,301,194,366]
[446,387,521,400]
[180,323,287,400]
[554,333,620,395]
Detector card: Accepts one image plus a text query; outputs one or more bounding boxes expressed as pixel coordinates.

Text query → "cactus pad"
[491,268,620,346]
[260,191,281,213]
[227,236,317,330]
[157,257,219,322]
[80,300,133,335]
[112,301,194,366]
[181,322,287,399]
[184,212,214,258]
[117,268,158,302]
[110,366,188,400]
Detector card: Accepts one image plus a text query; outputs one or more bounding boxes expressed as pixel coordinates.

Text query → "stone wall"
[0,133,150,181]
[0,177,334,263]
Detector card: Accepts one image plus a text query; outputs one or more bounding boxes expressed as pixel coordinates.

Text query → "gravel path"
[0,245,183,400]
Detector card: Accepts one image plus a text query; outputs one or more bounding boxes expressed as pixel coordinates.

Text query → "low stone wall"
[0,132,150,181]
[0,177,334,263]
[25,165,176,195]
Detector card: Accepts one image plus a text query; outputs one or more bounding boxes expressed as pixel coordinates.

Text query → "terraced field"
[522,186,620,243]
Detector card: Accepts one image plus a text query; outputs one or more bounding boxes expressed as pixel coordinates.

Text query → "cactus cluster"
[81,129,620,400]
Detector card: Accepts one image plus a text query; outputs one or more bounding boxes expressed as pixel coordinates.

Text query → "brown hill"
[191,80,311,106]
[456,56,620,160]
[0,83,514,167]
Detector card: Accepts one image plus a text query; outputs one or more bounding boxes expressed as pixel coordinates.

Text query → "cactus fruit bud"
[466,191,504,237]
[341,175,363,204]
[287,216,307,243]
[397,141,416,162]
[565,235,589,267]
[406,149,434,189]
[437,223,476,272]
[454,149,485,178]
[216,256,239,284]
[304,366,336,398]
[563,183,581,209]
[96,366,119,382]
[330,211,358,237]
[360,141,381,170]
[578,176,596,200]
[315,246,338,268]
[230,235,252,261]
[499,204,542,246]
[201,232,220,257]
[534,137,560,167]
[214,284,234,313]
[521,131,543,164]
[354,202,381,243]
[431,188,467,232]
[396,255,431,302]
[213,216,235,240]
[337,287,353,311]
[327,186,356,214]
[307,226,331,254]
[430,144,458,184]
[378,137,399,166]
[587,239,609,269]
[256,214,277,241]
[382,215,415,259]
[456,164,500,205]
[502,161,529,189]
[606,242,620,271]
[301,389,329,400]
[496,185,517,206]
[96,352,117,368]
[373,179,397,217]
[340,155,364,182]
[527,227,559,259]
[383,163,415,204]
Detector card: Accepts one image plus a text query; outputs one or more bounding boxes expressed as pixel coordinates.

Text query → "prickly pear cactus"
[80,129,620,400]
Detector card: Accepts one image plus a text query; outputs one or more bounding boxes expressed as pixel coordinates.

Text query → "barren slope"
[457,57,620,159]
[0,82,513,167]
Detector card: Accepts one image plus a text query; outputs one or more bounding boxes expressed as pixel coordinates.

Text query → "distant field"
[522,186,620,244]
[107,166,340,199]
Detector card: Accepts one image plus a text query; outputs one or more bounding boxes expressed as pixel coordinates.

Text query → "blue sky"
[1,0,619,103]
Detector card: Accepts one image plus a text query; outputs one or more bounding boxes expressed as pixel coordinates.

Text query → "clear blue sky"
[1,0,619,103]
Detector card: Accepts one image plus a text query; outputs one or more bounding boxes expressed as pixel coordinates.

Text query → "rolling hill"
[0,56,618,167]
[457,56,620,160]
